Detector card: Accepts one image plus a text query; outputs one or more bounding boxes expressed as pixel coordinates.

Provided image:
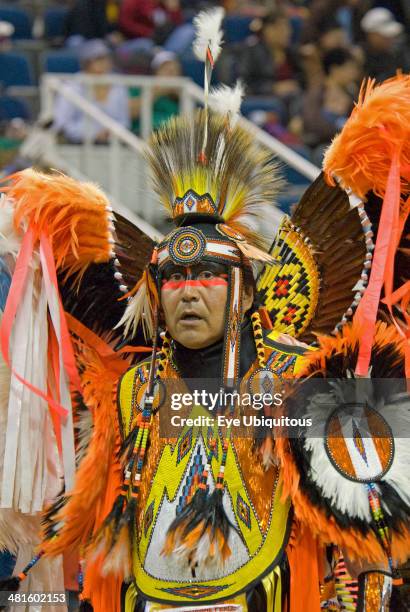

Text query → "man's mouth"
[180,313,203,321]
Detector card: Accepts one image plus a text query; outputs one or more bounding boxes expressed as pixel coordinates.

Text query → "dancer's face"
[160,262,253,349]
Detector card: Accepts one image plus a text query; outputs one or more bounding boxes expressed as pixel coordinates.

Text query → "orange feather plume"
[1,169,113,278]
[323,75,410,203]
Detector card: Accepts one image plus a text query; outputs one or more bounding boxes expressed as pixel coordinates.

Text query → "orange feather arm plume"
[1,169,114,278]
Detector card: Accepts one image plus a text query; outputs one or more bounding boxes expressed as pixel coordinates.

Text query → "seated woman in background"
[53,39,130,144]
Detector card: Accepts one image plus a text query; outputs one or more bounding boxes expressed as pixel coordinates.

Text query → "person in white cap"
[360,7,409,81]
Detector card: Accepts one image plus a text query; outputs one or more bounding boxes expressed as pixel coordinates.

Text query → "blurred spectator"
[0,20,14,52]
[53,39,130,143]
[360,8,410,81]
[119,0,183,45]
[64,0,109,41]
[129,50,180,134]
[300,12,368,89]
[302,47,361,154]
[301,0,372,45]
[239,10,302,98]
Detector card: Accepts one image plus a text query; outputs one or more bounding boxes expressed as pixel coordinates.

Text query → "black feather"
[0,576,21,591]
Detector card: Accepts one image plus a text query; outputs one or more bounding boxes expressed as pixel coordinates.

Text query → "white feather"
[0,195,21,258]
[209,82,245,127]
[101,532,132,579]
[193,8,225,63]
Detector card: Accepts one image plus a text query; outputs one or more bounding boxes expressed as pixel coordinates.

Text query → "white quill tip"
[209,81,245,126]
[193,7,225,63]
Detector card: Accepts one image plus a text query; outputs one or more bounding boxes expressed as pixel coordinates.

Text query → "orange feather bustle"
[276,321,410,564]
[323,75,410,203]
[0,169,113,278]
[42,329,130,612]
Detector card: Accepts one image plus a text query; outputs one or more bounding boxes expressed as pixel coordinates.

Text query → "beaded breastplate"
[117,331,307,607]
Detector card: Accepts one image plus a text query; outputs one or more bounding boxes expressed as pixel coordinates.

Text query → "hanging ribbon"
[0,229,68,418]
[39,233,77,490]
[39,233,81,392]
[354,151,401,376]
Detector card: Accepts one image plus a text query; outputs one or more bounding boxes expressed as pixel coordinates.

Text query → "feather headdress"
[146,109,281,246]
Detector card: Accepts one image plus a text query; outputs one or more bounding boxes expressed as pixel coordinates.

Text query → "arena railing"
[40,73,320,231]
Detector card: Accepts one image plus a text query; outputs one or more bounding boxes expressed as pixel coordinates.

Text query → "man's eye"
[197,270,215,280]
[169,272,185,282]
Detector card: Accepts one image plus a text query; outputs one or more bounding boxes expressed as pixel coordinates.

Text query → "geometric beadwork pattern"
[144,500,155,536]
[207,426,219,460]
[177,445,205,515]
[236,492,251,530]
[176,427,193,466]
[160,583,231,599]
[266,349,297,376]
[173,189,218,218]
[257,216,320,338]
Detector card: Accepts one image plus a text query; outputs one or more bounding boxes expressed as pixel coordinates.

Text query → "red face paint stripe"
[161,278,228,290]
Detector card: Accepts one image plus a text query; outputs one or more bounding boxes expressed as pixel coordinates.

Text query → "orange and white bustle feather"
[276,322,410,566]
[323,75,410,378]
[0,169,114,515]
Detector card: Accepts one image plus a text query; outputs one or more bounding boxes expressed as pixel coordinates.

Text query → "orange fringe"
[323,75,410,203]
[43,338,129,557]
[41,322,131,612]
[286,520,321,612]
[83,381,124,612]
[0,169,113,277]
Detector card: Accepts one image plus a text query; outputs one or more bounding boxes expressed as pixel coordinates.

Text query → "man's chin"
[174,329,221,350]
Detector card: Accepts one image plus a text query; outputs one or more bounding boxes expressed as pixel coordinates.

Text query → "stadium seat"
[0,95,31,120]
[0,52,33,87]
[241,97,287,124]
[283,164,312,187]
[181,54,219,87]
[223,15,252,44]
[44,7,68,39]
[42,50,80,74]
[0,5,32,39]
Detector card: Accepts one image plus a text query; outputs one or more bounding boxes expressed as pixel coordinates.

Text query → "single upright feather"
[193,8,225,63]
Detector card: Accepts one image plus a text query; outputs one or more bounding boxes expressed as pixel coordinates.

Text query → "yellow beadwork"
[257,216,320,338]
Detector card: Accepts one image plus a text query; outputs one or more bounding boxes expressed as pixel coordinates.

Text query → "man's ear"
[243,285,254,314]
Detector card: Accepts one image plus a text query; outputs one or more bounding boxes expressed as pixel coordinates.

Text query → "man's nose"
[181,279,199,302]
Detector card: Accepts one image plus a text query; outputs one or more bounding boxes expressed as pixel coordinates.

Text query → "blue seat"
[241,96,287,124]
[0,95,31,120]
[223,15,252,44]
[44,7,68,39]
[42,51,80,74]
[0,6,32,39]
[0,52,33,86]
[181,54,219,87]
[283,165,312,187]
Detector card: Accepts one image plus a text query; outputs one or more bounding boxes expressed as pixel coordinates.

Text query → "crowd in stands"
[0,0,409,169]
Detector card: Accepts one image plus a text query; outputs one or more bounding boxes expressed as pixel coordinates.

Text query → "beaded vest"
[117,330,308,609]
